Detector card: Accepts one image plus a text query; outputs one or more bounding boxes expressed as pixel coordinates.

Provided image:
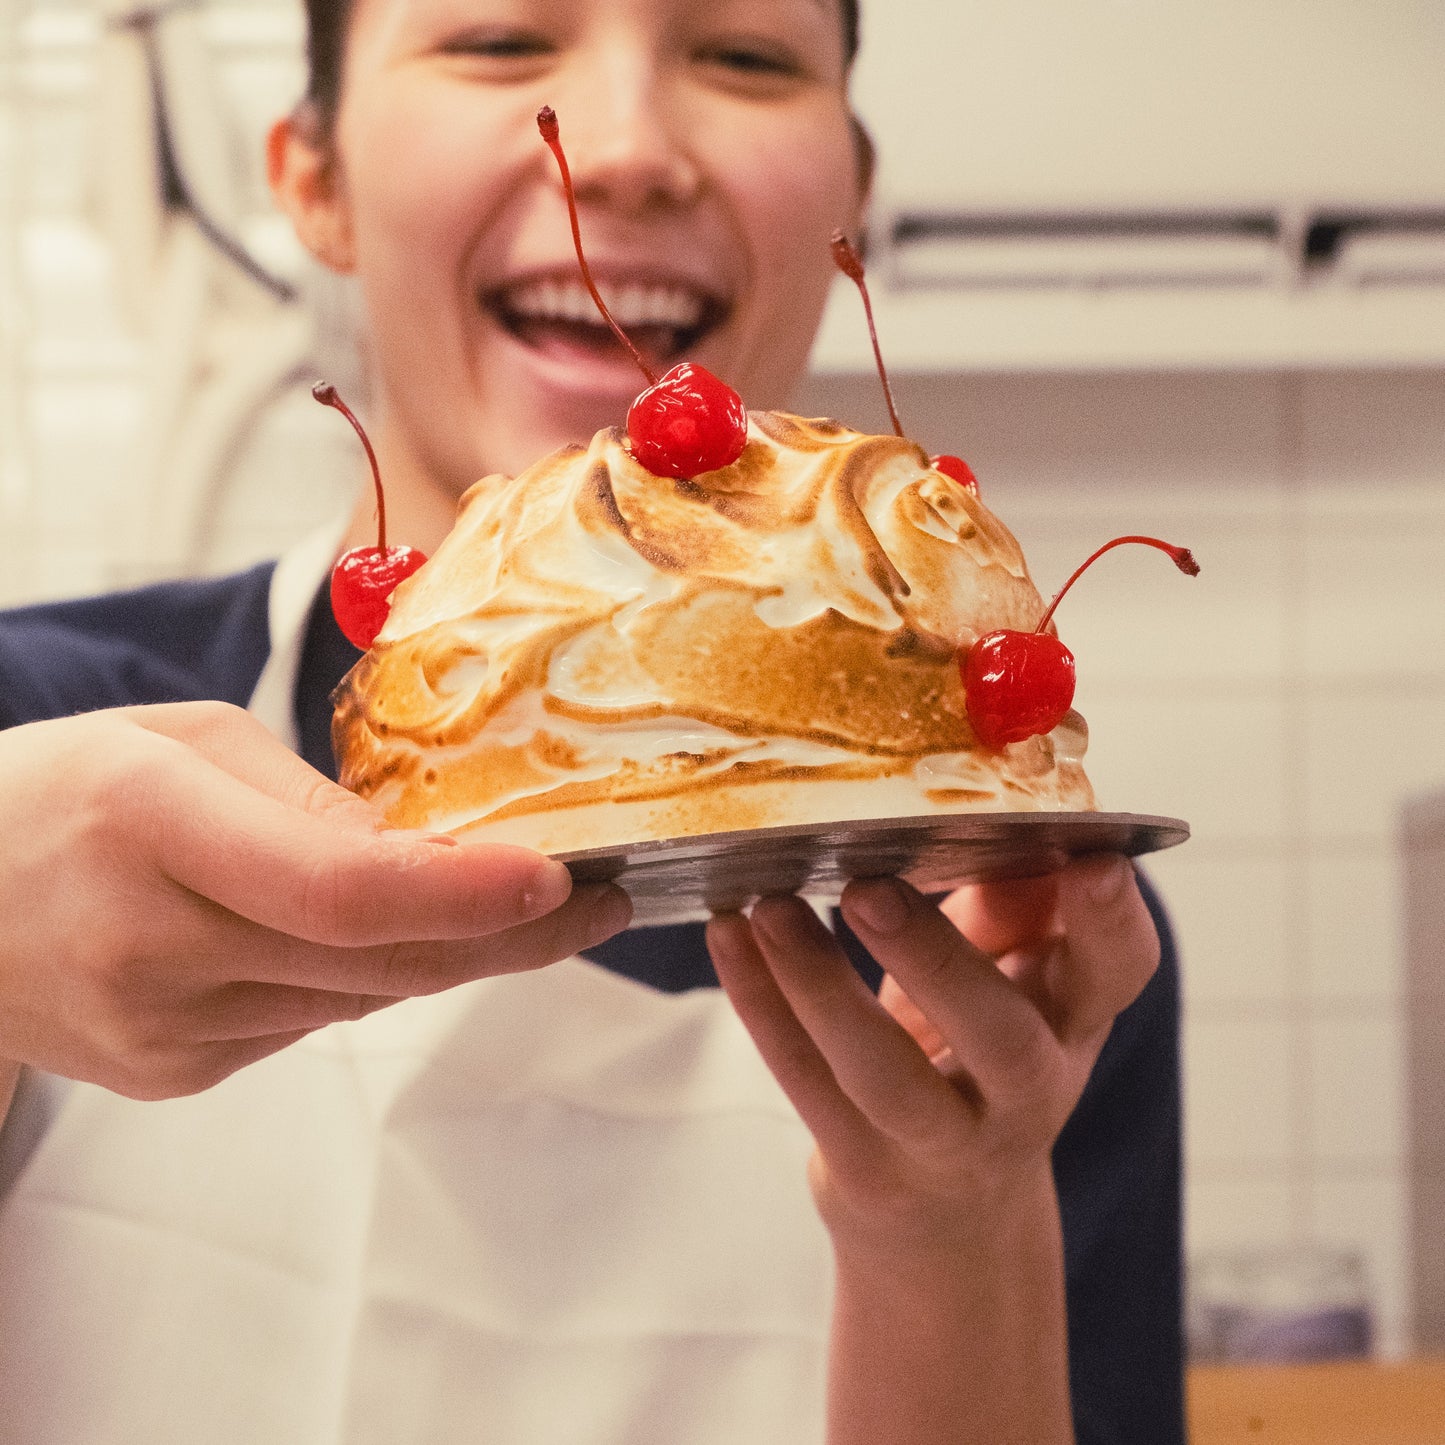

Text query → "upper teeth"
[504,278,705,329]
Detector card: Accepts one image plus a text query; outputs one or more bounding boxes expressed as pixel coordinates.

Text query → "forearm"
[825,1167,1074,1445]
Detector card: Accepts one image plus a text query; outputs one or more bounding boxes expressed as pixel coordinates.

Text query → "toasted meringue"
[333,412,1096,853]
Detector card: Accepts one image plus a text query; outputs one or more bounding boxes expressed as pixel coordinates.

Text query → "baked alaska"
[332,411,1096,855]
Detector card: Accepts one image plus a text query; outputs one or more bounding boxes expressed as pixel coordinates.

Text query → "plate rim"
[555,808,1190,867]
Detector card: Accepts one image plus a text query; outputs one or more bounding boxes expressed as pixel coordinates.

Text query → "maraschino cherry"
[830,231,978,494]
[314,382,427,650]
[536,106,748,479]
[963,535,1200,749]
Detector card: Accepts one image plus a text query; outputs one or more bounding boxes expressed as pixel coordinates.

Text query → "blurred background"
[3,0,1444,1383]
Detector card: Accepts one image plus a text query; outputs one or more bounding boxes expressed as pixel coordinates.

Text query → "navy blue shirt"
[0,570,1185,1443]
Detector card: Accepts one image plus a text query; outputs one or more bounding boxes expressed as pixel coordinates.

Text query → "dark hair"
[302,0,861,130]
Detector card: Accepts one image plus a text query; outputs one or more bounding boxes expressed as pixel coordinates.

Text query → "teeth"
[503,278,705,329]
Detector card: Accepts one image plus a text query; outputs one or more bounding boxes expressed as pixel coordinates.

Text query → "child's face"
[283,0,863,497]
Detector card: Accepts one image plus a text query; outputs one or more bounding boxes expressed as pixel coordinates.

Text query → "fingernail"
[1085,856,1130,904]
[522,858,574,916]
[748,896,788,944]
[846,878,913,937]
[749,894,827,946]
[584,885,632,941]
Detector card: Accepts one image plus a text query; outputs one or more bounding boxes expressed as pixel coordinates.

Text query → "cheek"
[339,85,513,272]
[729,111,859,283]
[718,110,859,372]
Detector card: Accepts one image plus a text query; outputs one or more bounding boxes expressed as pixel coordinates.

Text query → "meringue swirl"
[333,412,1095,851]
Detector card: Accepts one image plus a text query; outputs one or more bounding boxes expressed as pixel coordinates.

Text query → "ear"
[849,112,876,214]
[267,106,357,274]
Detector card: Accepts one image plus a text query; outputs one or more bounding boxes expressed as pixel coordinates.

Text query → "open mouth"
[486,275,729,372]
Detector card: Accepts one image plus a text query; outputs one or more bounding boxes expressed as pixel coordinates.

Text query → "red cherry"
[931,454,978,494]
[627,362,749,478]
[962,535,1199,750]
[313,382,428,650]
[538,107,747,480]
[329,545,427,652]
[963,630,1076,748]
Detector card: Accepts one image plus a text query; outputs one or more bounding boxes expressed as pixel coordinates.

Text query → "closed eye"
[439,29,555,61]
[697,38,809,96]
[707,44,799,75]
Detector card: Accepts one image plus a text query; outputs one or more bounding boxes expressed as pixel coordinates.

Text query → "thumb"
[129,701,390,836]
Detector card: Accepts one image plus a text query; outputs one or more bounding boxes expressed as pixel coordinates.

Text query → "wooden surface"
[1188,1360,1445,1444]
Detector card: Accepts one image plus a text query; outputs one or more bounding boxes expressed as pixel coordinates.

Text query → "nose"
[551,51,703,216]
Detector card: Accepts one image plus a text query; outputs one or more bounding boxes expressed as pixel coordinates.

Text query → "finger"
[203,1029,315,1085]
[707,910,875,1155]
[173,881,632,998]
[1041,856,1160,1046]
[739,896,969,1143]
[877,975,948,1062]
[840,877,1057,1103]
[129,735,579,945]
[126,701,387,835]
[937,870,1061,956]
[116,1029,317,1101]
[189,981,397,1041]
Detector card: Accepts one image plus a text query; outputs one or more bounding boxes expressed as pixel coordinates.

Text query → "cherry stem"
[1035,535,1200,634]
[313,382,387,550]
[537,106,659,387]
[830,230,904,439]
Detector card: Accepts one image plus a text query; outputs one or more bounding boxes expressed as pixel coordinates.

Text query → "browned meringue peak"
[334,411,1095,843]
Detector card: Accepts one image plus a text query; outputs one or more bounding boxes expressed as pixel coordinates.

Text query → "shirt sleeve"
[1054,868,1185,1444]
[0,565,275,729]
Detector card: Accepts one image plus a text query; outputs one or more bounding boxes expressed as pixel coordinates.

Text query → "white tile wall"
[1185,1013,1302,1169]
[1301,523,1445,681]
[8,0,1445,1370]
[1081,686,1292,843]
[1298,373,1445,512]
[1306,846,1406,1005]
[1308,1011,1407,1166]
[1186,1174,1297,1253]
[1304,689,1445,842]
[1146,845,1295,1008]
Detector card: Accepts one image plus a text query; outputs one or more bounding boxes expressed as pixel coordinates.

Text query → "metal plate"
[558,810,1190,928]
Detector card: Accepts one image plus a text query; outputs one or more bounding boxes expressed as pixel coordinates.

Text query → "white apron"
[0,532,831,1445]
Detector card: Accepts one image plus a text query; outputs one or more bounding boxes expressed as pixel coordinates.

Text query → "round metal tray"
[558,810,1190,927]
